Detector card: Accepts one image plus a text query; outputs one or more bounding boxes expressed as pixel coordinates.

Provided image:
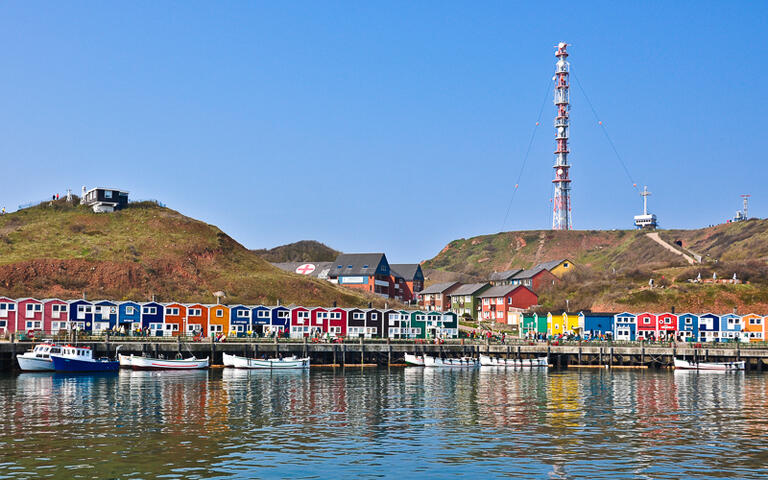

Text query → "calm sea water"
[0,367,766,479]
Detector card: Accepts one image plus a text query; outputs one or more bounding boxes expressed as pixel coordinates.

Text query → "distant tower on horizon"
[634,185,658,229]
[733,194,751,222]
[552,42,572,231]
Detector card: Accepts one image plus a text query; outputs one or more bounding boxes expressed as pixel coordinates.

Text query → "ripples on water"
[0,368,766,479]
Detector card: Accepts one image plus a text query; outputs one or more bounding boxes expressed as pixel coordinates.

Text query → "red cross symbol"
[296,264,316,275]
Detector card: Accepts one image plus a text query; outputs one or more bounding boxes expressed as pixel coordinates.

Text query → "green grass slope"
[0,200,383,307]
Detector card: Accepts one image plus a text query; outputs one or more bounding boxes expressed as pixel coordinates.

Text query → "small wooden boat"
[222,352,298,368]
[479,354,549,367]
[224,352,309,369]
[50,345,119,373]
[17,343,63,371]
[674,358,745,371]
[423,355,478,368]
[129,355,209,370]
[404,353,425,366]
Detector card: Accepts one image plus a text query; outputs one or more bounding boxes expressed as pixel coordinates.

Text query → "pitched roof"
[272,262,334,278]
[329,253,387,277]
[418,281,459,295]
[512,266,548,280]
[489,269,523,281]
[478,284,531,298]
[533,259,569,271]
[449,283,491,296]
[389,264,422,280]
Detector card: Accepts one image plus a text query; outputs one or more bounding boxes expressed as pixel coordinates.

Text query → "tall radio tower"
[552,42,572,230]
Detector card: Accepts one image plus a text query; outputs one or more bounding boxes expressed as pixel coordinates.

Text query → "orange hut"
[742,313,765,342]
[208,304,230,337]
[164,303,187,336]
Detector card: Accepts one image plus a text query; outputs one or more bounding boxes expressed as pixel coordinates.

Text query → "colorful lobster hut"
[677,313,699,342]
[141,301,165,336]
[698,313,720,342]
[741,314,765,343]
[614,313,637,341]
[719,313,742,342]
[17,298,44,335]
[635,313,658,341]
[44,299,69,333]
[68,299,94,332]
[656,313,678,340]
[93,300,118,332]
[118,301,142,332]
[185,304,209,337]
[164,303,186,336]
[229,305,251,337]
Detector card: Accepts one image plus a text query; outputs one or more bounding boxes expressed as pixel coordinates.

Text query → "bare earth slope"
[0,201,382,307]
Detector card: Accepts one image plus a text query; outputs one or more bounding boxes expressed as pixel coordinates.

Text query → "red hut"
[17,298,44,335]
[0,297,19,334]
[44,299,69,333]
[327,307,348,337]
[636,313,658,341]
[290,306,311,338]
[656,313,678,340]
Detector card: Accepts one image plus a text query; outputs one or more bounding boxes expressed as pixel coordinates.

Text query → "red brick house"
[418,282,460,312]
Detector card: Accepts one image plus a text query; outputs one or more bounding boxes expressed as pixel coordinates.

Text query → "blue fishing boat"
[50,345,119,372]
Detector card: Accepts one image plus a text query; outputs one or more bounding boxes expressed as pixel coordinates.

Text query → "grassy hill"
[0,200,384,307]
[252,240,340,263]
[423,220,768,313]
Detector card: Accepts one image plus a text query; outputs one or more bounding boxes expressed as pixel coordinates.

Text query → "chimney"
[277,299,280,306]
[333,301,337,308]
[82,291,87,300]
[368,302,372,308]
[733,306,738,315]
[671,306,675,314]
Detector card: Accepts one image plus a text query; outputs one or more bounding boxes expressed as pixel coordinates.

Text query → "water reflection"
[0,368,767,479]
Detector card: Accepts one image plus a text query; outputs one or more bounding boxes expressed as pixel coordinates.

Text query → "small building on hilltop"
[328,253,392,298]
[418,282,460,312]
[81,187,129,213]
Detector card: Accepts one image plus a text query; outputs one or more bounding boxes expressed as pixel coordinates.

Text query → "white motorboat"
[404,353,425,366]
[225,352,309,369]
[674,358,745,371]
[479,354,549,367]
[17,343,63,371]
[129,355,209,370]
[423,355,478,368]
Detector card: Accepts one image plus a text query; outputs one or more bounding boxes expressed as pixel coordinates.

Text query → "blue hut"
[93,300,118,331]
[229,305,251,336]
[68,299,94,332]
[118,301,141,332]
[140,301,165,335]
[719,313,742,342]
[251,305,271,335]
[270,306,290,336]
[581,312,615,339]
[677,313,699,342]
[698,313,720,342]
[613,312,636,341]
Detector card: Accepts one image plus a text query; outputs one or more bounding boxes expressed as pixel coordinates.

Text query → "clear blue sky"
[0,2,765,263]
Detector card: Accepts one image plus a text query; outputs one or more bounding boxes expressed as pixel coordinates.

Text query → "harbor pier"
[2,337,768,371]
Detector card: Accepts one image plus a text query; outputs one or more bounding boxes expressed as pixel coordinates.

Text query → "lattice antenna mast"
[741,194,751,219]
[552,42,572,230]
